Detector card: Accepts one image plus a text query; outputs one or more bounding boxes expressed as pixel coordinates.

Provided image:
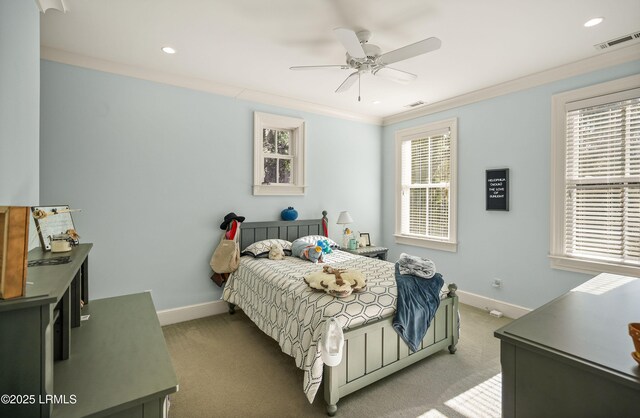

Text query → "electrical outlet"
[492,279,502,288]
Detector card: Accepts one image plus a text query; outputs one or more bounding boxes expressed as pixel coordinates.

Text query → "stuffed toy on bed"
[316,239,333,255]
[292,240,324,263]
[268,242,285,260]
[304,266,366,298]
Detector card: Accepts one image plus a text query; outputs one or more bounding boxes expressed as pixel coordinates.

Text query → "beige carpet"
[162,303,511,418]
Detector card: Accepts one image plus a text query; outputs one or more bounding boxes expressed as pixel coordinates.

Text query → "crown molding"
[40,43,640,128]
[382,43,640,126]
[236,89,381,125]
[40,47,383,126]
[35,0,67,13]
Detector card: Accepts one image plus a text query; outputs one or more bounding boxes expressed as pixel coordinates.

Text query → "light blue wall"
[381,60,640,310]
[40,61,381,310]
[39,56,639,311]
[0,0,39,205]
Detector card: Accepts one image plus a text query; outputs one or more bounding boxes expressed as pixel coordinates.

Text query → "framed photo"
[360,232,371,247]
[31,205,77,250]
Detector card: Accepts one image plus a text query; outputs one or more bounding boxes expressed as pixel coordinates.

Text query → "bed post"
[322,210,328,237]
[324,365,339,416]
[447,283,459,354]
[447,283,457,297]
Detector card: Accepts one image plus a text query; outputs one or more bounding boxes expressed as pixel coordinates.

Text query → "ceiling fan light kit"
[290,28,441,101]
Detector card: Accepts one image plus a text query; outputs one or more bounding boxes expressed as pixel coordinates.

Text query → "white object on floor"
[489,309,503,318]
[320,318,344,367]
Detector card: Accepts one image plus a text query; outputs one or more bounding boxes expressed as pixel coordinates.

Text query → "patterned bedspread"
[222,250,402,403]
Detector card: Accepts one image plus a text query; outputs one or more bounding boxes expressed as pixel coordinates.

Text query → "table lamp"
[336,211,354,248]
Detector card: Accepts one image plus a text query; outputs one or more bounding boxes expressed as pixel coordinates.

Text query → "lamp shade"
[336,211,354,225]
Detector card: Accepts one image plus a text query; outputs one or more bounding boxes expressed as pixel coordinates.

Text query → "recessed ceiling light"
[161,46,176,54]
[584,17,604,27]
[372,100,381,104]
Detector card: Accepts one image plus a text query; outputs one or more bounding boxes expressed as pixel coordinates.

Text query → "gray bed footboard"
[323,288,459,416]
[235,213,460,416]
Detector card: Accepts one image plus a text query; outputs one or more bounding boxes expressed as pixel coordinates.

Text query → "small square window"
[254,113,306,195]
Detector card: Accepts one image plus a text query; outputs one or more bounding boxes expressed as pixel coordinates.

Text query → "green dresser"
[495,273,640,418]
[0,244,178,417]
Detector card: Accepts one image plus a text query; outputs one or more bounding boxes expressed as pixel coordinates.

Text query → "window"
[253,112,306,195]
[395,118,457,252]
[550,75,640,276]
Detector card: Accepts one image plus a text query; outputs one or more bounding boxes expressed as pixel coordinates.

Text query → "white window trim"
[394,118,458,252]
[253,112,306,196]
[550,74,640,277]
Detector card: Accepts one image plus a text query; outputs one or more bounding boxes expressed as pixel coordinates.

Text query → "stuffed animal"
[316,239,333,254]
[292,240,324,263]
[268,242,285,260]
[304,266,366,298]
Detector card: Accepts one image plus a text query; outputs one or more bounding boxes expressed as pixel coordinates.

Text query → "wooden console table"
[53,292,178,418]
[0,244,178,417]
[495,273,640,417]
[28,244,91,361]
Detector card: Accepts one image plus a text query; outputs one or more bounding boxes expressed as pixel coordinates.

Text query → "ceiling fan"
[290,28,441,101]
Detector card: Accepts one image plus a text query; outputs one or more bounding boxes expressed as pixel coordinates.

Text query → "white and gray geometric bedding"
[223,250,436,403]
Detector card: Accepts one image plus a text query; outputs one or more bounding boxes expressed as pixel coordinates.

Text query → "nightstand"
[342,246,388,260]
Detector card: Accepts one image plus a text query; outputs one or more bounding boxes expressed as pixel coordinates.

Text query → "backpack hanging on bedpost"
[209,229,239,286]
[209,213,245,286]
[210,226,240,274]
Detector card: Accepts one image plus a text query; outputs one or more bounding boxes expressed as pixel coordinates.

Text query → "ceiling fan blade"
[334,28,366,59]
[379,37,441,65]
[290,65,349,71]
[335,71,359,93]
[373,66,417,84]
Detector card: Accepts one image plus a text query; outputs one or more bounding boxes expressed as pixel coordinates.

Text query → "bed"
[222,212,459,416]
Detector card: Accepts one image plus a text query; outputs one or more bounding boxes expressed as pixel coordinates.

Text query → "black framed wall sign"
[486,169,509,211]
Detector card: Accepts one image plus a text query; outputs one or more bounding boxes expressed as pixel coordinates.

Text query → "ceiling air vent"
[594,31,640,50]
[404,100,426,108]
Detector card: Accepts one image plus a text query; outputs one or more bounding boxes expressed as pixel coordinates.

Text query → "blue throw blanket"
[392,263,444,353]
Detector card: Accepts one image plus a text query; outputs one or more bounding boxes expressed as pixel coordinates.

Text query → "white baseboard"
[456,290,531,319]
[157,290,531,326]
[157,299,230,326]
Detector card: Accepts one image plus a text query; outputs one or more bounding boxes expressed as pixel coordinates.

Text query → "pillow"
[296,235,339,249]
[241,239,292,258]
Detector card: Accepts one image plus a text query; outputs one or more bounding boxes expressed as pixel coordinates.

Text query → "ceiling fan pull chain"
[358,72,361,102]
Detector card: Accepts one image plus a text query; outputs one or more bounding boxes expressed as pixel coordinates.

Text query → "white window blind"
[564,96,640,267]
[400,130,451,240]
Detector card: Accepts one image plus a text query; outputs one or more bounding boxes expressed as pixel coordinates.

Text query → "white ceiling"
[40,0,640,120]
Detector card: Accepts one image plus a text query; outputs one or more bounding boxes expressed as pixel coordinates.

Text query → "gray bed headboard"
[239,211,328,250]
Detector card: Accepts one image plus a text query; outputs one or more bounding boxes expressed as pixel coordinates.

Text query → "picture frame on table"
[31,205,77,250]
[360,232,371,247]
